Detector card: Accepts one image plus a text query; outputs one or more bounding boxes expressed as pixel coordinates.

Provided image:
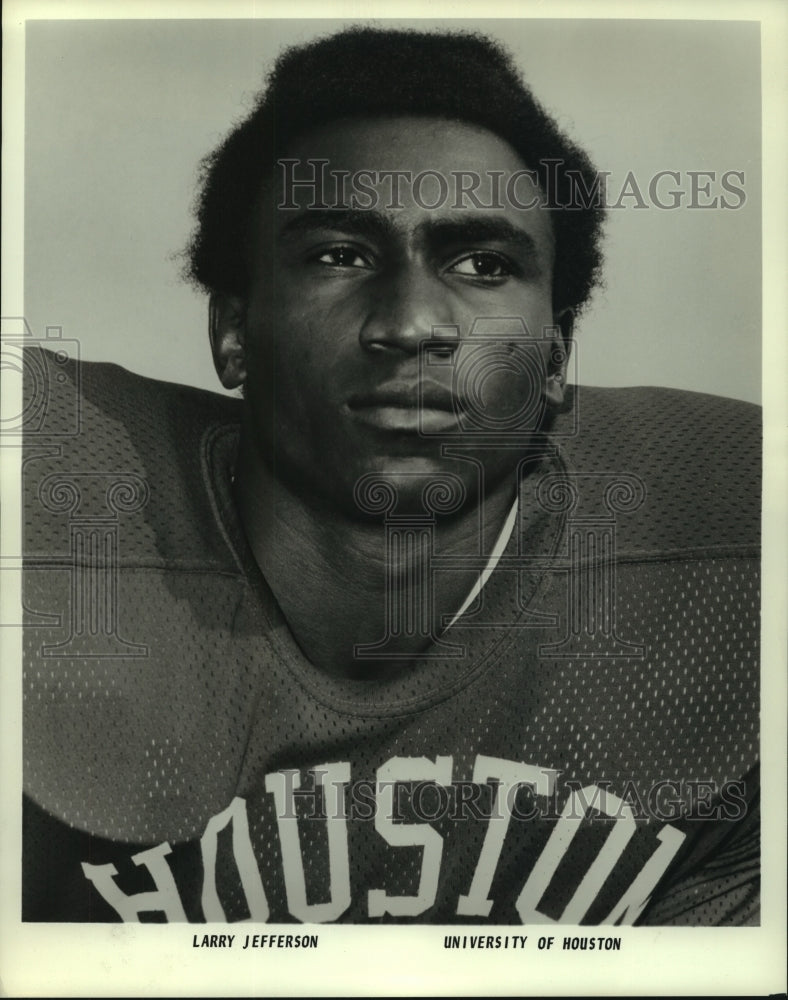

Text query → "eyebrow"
[277,209,542,259]
[277,209,397,243]
[421,217,540,257]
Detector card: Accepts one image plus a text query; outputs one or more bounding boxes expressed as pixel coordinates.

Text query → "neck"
[233,437,518,679]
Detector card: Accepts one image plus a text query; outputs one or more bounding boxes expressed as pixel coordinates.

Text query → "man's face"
[228,116,564,513]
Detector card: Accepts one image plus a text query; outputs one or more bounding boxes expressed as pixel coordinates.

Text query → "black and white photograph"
[1,1,785,995]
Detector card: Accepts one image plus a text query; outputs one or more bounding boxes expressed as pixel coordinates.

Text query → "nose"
[359,264,455,355]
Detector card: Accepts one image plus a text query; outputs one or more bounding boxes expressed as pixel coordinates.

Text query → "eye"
[313,246,372,269]
[447,252,515,282]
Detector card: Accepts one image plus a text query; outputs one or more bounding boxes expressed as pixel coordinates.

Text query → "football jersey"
[21,347,760,924]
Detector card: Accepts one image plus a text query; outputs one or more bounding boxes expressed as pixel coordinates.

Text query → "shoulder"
[550,384,761,556]
[555,383,761,472]
[24,344,241,437]
[23,348,243,570]
[560,383,760,443]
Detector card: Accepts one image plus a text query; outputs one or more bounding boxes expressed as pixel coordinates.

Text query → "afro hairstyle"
[186,26,605,314]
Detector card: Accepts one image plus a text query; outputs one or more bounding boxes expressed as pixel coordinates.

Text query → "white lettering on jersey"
[457,755,557,917]
[81,842,187,922]
[516,785,685,925]
[368,755,453,918]
[265,762,351,923]
[200,796,269,922]
[601,824,686,925]
[78,755,690,924]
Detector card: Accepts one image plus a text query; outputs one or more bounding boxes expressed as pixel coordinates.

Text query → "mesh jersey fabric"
[21,347,760,925]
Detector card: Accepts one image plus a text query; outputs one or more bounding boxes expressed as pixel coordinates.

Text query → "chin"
[346,455,476,521]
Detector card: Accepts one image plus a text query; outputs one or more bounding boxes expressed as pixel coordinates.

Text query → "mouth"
[347,382,461,433]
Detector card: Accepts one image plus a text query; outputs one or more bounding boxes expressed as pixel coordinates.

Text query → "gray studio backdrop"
[25,18,761,403]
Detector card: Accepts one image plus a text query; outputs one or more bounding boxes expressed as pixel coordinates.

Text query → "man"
[22,27,759,924]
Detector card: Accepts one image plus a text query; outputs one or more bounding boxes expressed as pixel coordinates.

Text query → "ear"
[544,307,574,408]
[209,294,248,389]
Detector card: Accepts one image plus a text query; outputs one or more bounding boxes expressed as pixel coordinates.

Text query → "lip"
[349,381,457,410]
[347,381,461,433]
